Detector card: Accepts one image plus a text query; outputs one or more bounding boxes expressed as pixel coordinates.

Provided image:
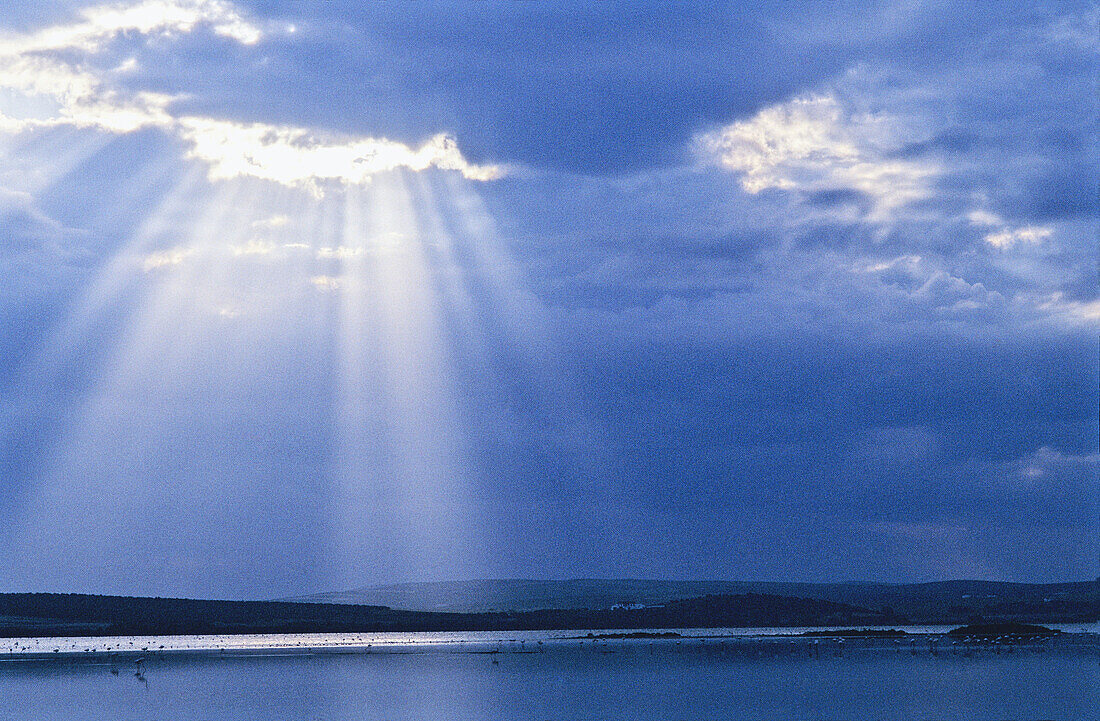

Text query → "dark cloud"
[131,1,859,173]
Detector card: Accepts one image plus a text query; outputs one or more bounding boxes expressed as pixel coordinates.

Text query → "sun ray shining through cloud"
[440,173,556,358]
[0,1,523,593]
[3,165,206,386]
[178,120,503,190]
[0,0,501,191]
[410,173,493,371]
[330,175,482,584]
[0,0,1095,601]
[2,172,374,594]
[3,178,259,588]
[0,126,118,194]
[0,163,208,508]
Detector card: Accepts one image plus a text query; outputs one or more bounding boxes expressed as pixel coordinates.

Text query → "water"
[1,632,1097,720]
[3,623,1096,656]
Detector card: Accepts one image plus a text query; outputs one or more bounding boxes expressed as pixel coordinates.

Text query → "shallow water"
[3,622,1096,656]
[2,633,1097,720]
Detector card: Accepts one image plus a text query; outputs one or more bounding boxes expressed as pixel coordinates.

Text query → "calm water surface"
[1,633,1096,720]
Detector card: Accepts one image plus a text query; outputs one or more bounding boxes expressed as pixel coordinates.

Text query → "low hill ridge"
[1,591,893,638]
[289,578,1099,623]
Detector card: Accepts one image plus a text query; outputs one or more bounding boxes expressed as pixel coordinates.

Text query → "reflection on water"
[2,622,1097,657]
[1,634,1097,720]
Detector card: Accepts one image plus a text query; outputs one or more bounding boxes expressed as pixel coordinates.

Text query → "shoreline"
[2,624,1096,662]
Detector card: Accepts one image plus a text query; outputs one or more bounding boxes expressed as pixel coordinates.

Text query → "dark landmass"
[3,579,1095,639]
[948,622,1060,639]
[0,592,891,638]
[801,629,908,638]
[293,578,1099,624]
[585,631,682,639]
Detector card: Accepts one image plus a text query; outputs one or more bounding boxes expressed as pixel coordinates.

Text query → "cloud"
[983,225,1053,250]
[0,0,499,188]
[0,1,245,135]
[1015,446,1100,482]
[0,0,256,132]
[1024,292,1100,325]
[695,92,938,222]
[0,0,261,56]
[142,246,192,270]
[1,2,1096,593]
[967,209,1055,250]
[852,254,923,275]
[177,118,501,189]
[251,214,289,229]
[309,274,340,291]
[965,209,1002,227]
[315,246,364,260]
[228,239,278,257]
[1044,6,1100,52]
[0,187,86,245]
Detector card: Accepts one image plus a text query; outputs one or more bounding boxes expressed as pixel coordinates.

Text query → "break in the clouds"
[695,92,937,223]
[0,0,499,187]
[0,0,1095,599]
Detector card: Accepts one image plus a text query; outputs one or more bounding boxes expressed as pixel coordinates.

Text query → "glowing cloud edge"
[0,0,503,188]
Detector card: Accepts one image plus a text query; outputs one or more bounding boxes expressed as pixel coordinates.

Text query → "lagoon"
[1,630,1096,720]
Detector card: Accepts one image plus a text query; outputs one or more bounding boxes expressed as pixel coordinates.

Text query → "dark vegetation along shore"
[0,592,891,638]
[1,579,1095,638]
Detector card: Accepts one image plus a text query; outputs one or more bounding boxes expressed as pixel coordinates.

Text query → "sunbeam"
[2,146,567,594]
[331,174,479,584]
[410,172,492,372]
[5,163,207,396]
[2,178,252,580]
[0,175,347,591]
[0,126,116,195]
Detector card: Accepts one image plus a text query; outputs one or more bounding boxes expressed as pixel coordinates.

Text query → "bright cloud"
[309,275,340,291]
[251,215,290,229]
[229,240,279,257]
[0,0,499,188]
[983,225,1053,250]
[852,254,923,274]
[1027,292,1100,324]
[316,246,365,260]
[0,0,261,56]
[0,0,254,131]
[142,246,193,271]
[696,93,937,222]
[966,209,1054,250]
[965,209,1003,227]
[177,118,501,189]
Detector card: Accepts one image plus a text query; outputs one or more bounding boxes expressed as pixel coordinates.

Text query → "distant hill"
[0,591,891,638]
[291,579,745,613]
[289,579,1099,624]
[0,593,418,637]
[2,579,1092,639]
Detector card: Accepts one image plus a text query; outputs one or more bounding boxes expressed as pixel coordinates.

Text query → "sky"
[0,0,1096,600]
